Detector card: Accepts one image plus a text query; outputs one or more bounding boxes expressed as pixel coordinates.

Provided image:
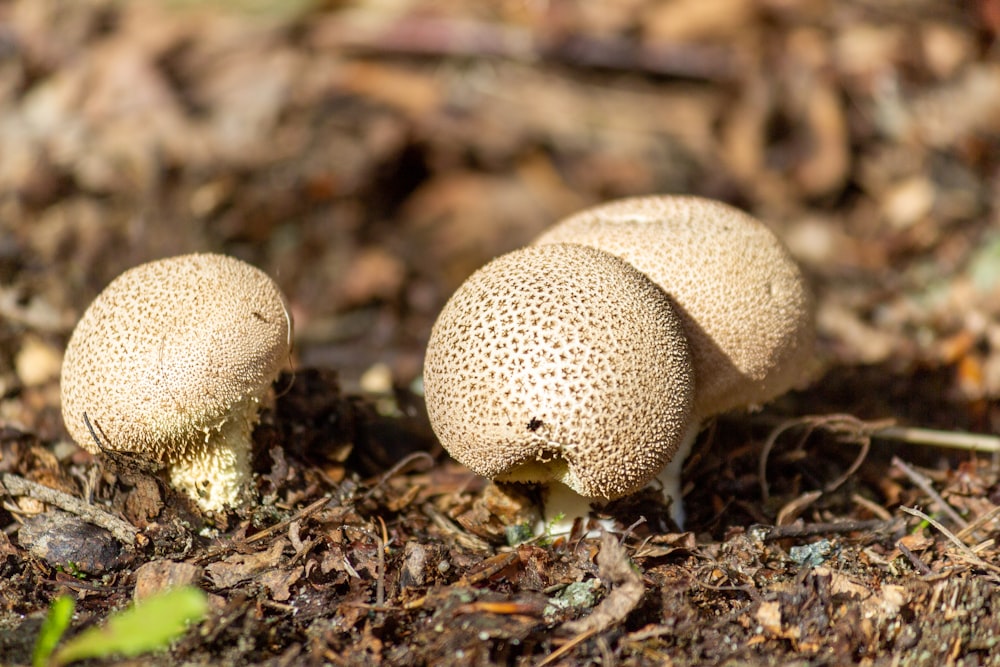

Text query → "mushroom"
[60,253,292,512]
[534,195,816,521]
[423,243,694,532]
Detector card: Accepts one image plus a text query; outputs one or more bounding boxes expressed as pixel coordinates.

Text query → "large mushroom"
[60,253,292,512]
[534,195,816,522]
[423,243,695,532]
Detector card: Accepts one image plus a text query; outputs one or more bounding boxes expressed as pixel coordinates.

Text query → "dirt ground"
[1,1,1000,665]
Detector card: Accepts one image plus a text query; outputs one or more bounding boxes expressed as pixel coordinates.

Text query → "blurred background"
[1,0,998,444]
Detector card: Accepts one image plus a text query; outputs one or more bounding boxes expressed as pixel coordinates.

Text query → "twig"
[421,502,492,552]
[402,551,520,611]
[759,518,896,541]
[900,506,1000,576]
[749,414,1000,453]
[191,494,332,564]
[0,473,137,547]
[690,563,759,601]
[891,457,967,529]
[363,451,435,499]
[376,516,389,608]
[956,506,1000,543]
[876,426,1000,453]
[851,493,893,521]
[537,628,598,667]
[896,540,932,575]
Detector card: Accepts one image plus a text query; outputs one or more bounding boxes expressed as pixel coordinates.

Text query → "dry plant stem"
[363,451,435,500]
[876,426,1000,453]
[896,540,932,575]
[852,493,893,520]
[891,457,967,529]
[900,506,1000,576]
[752,414,1000,454]
[537,629,599,667]
[421,502,492,551]
[956,505,1000,543]
[376,516,389,608]
[0,473,137,547]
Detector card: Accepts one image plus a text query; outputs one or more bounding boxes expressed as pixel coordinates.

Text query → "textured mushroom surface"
[423,243,694,500]
[534,196,815,419]
[61,253,291,509]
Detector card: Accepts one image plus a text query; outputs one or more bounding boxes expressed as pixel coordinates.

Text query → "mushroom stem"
[654,420,701,529]
[167,399,259,512]
[539,481,615,536]
[538,421,702,536]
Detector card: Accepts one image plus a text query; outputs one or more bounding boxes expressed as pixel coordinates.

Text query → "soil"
[1,1,1000,665]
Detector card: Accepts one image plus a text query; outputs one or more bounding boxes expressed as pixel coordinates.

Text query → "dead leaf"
[561,533,644,635]
[206,539,288,590]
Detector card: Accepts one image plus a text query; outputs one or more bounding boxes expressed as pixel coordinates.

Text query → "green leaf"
[32,595,76,667]
[52,587,209,666]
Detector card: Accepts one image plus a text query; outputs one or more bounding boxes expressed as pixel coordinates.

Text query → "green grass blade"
[52,586,208,666]
[32,595,76,667]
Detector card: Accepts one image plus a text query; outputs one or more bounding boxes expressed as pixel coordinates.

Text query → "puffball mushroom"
[423,243,695,532]
[534,195,816,522]
[534,196,815,419]
[60,253,292,512]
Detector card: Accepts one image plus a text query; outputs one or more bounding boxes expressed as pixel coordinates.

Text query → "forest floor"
[1,1,1000,665]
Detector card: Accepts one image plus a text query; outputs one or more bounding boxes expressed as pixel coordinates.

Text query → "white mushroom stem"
[167,398,259,511]
[539,481,615,536]
[538,421,702,536]
[653,421,701,529]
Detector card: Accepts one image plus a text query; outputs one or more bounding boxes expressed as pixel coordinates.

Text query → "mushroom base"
[538,481,615,536]
[168,411,256,512]
[654,420,701,529]
[537,421,702,536]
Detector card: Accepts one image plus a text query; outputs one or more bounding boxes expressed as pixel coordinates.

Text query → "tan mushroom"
[423,243,694,531]
[535,195,816,421]
[534,195,816,522]
[60,253,292,512]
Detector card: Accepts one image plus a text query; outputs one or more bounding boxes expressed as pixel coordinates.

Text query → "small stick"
[876,426,1000,453]
[537,628,598,667]
[900,506,1000,575]
[363,451,435,499]
[760,518,895,541]
[896,540,932,575]
[192,494,331,564]
[891,457,967,529]
[376,516,389,608]
[852,493,893,521]
[0,473,137,547]
[956,506,1000,543]
[748,414,1000,453]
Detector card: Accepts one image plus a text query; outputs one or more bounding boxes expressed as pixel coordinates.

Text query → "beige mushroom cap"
[423,243,694,500]
[60,253,292,511]
[534,196,815,419]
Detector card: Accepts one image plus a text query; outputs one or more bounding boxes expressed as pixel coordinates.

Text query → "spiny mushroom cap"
[423,243,694,500]
[534,196,815,419]
[60,253,291,462]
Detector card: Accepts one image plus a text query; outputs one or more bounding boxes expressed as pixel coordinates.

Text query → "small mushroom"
[60,253,292,512]
[423,243,694,532]
[535,196,816,521]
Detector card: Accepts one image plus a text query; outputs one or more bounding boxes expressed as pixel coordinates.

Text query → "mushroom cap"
[423,243,694,500]
[60,253,292,461]
[534,196,815,419]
